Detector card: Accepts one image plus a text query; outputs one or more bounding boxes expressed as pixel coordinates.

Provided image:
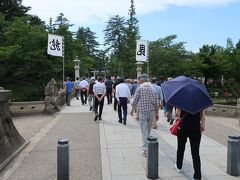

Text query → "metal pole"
[227,135,240,176]
[147,61,149,77]
[146,136,158,179]
[57,138,69,180]
[237,98,240,125]
[63,56,65,89]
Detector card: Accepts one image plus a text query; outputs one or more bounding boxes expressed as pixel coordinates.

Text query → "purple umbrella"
[161,76,213,114]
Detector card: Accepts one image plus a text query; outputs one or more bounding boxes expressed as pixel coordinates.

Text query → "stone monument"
[44,79,60,113]
[0,90,25,164]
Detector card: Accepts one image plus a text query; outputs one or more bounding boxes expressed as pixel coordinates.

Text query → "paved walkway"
[1,98,240,180]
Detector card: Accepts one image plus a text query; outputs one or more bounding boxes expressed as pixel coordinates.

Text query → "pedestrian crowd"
[64,74,209,180]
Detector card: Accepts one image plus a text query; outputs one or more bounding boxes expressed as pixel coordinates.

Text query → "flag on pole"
[47,34,64,57]
[136,40,148,62]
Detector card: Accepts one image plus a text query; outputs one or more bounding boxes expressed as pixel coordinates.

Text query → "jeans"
[177,129,202,179]
[139,111,155,151]
[88,94,95,107]
[66,92,71,105]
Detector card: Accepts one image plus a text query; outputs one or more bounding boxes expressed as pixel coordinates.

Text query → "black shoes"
[99,117,102,121]
[90,106,93,111]
[123,118,126,125]
[94,114,99,121]
[118,120,122,123]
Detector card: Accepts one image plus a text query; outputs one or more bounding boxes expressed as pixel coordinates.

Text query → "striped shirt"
[132,82,159,112]
[93,82,106,95]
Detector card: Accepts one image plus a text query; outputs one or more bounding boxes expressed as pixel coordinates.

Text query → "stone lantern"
[73,56,80,80]
[136,61,144,78]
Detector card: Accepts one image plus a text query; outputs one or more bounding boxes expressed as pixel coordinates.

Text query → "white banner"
[47,34,64,57]
[136,40,148,62]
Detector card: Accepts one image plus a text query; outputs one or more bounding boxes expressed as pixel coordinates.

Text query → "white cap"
[91,77,95,80]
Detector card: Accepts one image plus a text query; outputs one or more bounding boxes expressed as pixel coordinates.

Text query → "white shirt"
[116,83,131,101]
[93,82,106,95]
[79,79,88,89]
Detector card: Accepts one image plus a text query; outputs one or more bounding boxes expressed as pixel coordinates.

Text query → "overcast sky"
[22,0,240,52]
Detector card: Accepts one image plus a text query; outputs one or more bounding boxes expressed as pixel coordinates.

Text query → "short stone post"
[146,136,158,179]
[227,135,240,176]
[57,138,69,180]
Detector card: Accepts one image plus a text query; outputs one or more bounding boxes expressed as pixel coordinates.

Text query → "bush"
[2,83,44,102]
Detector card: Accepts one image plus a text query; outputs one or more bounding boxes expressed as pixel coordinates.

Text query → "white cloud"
[22,0,238,25]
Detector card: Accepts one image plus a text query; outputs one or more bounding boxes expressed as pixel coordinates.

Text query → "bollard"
[227,135,240,176]
[57,138,69,180]
[146,136,158,179]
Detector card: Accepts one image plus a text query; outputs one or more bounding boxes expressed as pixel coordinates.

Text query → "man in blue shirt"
[64,77,74,106]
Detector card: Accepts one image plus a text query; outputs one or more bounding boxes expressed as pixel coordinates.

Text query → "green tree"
[104,15,126,76]
[197,44,224,84]
[0,16,51,82]
[75,27,100,76]
[148,35,188,78]
[76,27,99,56]
[123,0,140,78]
[0,0,30,21]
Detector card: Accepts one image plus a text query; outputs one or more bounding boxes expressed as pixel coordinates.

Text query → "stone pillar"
[136,62,144,78]
[0,90,25,164]
[73,56,80,80]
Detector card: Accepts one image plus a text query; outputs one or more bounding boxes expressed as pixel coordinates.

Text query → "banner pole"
[63,56,65,89]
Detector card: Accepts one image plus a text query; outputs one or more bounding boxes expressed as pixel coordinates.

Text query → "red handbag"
[169,118,181,136]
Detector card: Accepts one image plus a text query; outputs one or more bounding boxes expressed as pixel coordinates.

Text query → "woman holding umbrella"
[175,108,206,180]
[161,76,212,180]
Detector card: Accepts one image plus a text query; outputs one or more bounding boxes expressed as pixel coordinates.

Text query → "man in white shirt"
[116,78,131,125]
[93,77,106,121]
[79,77,89,105]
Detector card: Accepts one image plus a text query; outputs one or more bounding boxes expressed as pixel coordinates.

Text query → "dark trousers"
[80,88,87,104]
[114,93,118,110]
[94,95,104,118]
[106,88,112,104]
[117,97,128,121]
[177,129,202,179]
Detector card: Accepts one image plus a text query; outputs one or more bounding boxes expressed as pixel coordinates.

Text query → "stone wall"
[9,101,45,116]
[206,104,238,117]
[9,89,66,116]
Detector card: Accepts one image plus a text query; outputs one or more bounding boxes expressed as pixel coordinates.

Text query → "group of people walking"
[64,74,207,180]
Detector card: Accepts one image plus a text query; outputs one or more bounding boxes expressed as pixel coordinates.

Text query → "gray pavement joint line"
[100,120,113,179]
[0,114,61,180]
